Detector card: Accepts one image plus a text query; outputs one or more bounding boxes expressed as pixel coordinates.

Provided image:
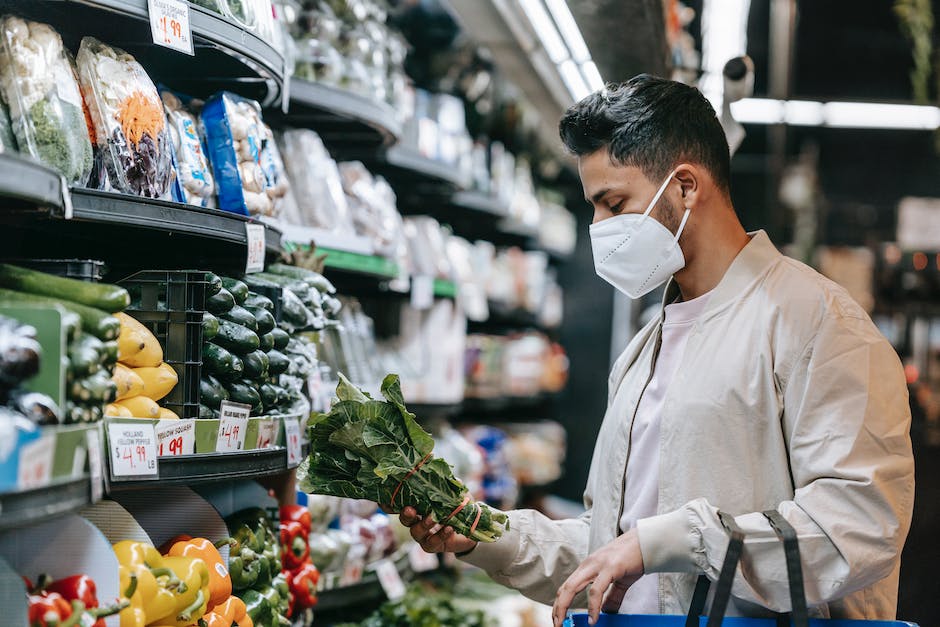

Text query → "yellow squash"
[115,395,161,419]
[116,312,163,367]
[106,403,133,418]
[114,363,146,400]
[134,363,178,401]
[157,407,180,420]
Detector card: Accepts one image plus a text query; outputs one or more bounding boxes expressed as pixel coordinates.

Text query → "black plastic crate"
[117,270,208,419]
[5,259,107,282]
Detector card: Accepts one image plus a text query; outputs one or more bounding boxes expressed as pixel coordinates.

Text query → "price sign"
[217,401,250,452]
[284,417,302,467]
[374,559,406,601]
[155,420,195,457]
[107,422,158,478]
[147,0,194,55]
[408,542,440,573]
[255,418,277,450]
[245,223,266,274]
[16,433,55,490]
[410,275,434,310]
[85,428,103,502]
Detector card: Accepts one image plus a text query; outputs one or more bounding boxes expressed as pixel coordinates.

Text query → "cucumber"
[213,319,260,354]
[270,327,289,351]
[202,342,243,379]
[280,289,311,328]
[221,305,258,332]
[267,349,289,376]
[245,305,275,335]
[244,292,274,311]
[199,404,219,420]
[68,334,103,377]
[69,370,117,404]
[200,374,228,407]
[101,340,119,366]
[242,350,270,379]
[205,272,222,295]
[259,382,281,410]
[266,264,336,294]
[0,263,130,312]
[61,310,81,342]
[221,277,250,304]
[202,311,220,340]
[258,332,274,352]
[224,379,262,409]
[0,288,120,340]
[206,288,235,314]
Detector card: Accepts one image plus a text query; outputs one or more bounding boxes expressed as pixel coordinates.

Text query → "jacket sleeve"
[635,313,915,612]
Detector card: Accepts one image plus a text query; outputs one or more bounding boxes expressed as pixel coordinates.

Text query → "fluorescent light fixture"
[580,60,604,91]
[784,100,825,126]
[519,0,569,64]
[544,0,591,62]
[730,98,784,124]
[700,0,752,109]
[559,59,590,101]
[730,97,940,130]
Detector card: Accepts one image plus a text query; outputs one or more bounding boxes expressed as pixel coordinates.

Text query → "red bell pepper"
[279,520,310,571]
[33,574,128,627]
[279,505,311,535]
[288,562,319,611]
[26,586,84,627]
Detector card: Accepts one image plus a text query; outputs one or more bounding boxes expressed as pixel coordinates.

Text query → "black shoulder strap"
[706,511,747,627]
[685,575,712,627]
[762,510,809,627]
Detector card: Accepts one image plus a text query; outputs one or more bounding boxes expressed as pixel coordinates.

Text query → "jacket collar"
[660,230,782,316]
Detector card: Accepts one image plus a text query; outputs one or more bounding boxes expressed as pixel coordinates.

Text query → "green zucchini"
[267,349,289,376]
[266,264,336,294]
[202,311,220,340]
[258,332,274,352]
[279,289,311,328]
[213,319,260,354]
[200,374,228,407]
[199,404,219,419]
[101,340,118,366]
[0,288,120,340]
[68,334,103,377]
[65,401,95,424]
[205,272,222,295]
[242,350,270,379]
[221,277,250,304]
[69,370,117,403]
[259,382,280,410]
[270,327,289,351]
[244,292,274,311]
[221,305,258,332]
[0,263,130,312]
[206,288,235,314]
[224,379,262,409]
[245,305,275,335]
[202,342,244,379]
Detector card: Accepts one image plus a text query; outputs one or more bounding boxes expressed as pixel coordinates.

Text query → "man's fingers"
[553,566,596,627]
[587,571,614,625]
[399,506,419,526]
[601,576,637,614]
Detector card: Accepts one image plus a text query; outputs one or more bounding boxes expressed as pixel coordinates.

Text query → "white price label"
[108,423,158,478]
[147,0,194,55]
[255,418,278,450]
[16,433,55,490]
[284,417,302,467]
[408,542,440,573]
[217,401,250,452]
[245,223,266,274]
[86,428,103,502]
[156,420,195,457]
[410,275,434,310]
[374,559,406,601]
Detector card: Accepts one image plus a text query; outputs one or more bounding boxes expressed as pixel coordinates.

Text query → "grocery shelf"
[469,302,544,333]
[108,447,293,490]
[0,153,65,212]
[433,279,458,299]
[373,146,466,195]
[319,247,399,279]
[315,549,415,618]
[0,477,92,532]
[459,393,553,417]
[450,190,510,217]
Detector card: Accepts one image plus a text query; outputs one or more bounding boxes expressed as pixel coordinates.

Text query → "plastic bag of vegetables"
[162,90,215,207]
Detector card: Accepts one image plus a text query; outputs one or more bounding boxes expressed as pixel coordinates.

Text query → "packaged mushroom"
[0,16,93,183]
[201,91,273,216]
[161,91,215,207]
[257,123,290,218]
[76,37,173,198]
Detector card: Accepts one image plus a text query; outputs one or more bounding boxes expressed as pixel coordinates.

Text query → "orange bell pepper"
[164,537,232,611]
[201,596,253,627]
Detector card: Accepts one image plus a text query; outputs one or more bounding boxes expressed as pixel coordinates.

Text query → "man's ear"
[673,164,699,205]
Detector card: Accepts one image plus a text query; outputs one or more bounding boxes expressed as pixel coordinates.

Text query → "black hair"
[558,74,731,194]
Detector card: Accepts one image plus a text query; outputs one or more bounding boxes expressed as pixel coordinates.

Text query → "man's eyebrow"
[587,188,611,204]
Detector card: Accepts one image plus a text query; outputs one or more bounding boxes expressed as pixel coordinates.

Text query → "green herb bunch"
[298,374,509,543]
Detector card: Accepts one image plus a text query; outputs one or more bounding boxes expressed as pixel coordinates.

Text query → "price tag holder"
[217,401,250,452]
[85,427,103,502]
[283,417,302,467]
[107,422,159,480]
[245,223,266,274]
[373,559,406,601]
[147,0,194,55]
[255,418,277,450]
[16,432,55,490]
[410,275,434,310]
[155,420,195,457]
[408,542,440,573]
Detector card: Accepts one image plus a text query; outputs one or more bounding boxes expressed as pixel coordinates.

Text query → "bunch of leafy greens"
[298,374,509,543]
[337,585,491,627]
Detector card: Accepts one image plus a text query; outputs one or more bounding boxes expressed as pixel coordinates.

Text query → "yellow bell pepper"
[149,555,209,627]
[113,540,185,626]
[118,565,148,627]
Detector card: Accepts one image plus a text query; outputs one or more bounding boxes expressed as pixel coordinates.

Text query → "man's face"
[578,150,681,232]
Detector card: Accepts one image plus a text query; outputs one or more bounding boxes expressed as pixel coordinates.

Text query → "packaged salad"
[279,128,354,231]
[76,37,173,198]
[202,91,273,216]
[162,91,215,207]
[0,16,93,183]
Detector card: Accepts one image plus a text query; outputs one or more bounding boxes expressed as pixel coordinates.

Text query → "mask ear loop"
[674,207,691,242]
[641,168,679,223]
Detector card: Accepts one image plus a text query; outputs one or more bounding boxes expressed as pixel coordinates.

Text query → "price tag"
[283,417,302,467]
[147,0,194,55]
[155,420,195,457]
[85,428,103,502]
[217,401,250,452]
[408,542,440,573]
[255,418,277,450]
[107,422,158,478]
[16,433,55,490]
[245,223,266,274]
[374,559,406,601]
[410,275,434,310]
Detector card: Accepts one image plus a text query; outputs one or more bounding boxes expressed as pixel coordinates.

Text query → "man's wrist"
[454,541,478,557]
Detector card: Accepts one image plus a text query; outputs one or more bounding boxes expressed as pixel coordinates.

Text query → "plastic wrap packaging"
[161,91,215,207]
[338,161,404,257]
[258,123,290,217]
[0,97,16,153]
[190,0,224,13]
[201,91,274,216]
[0,17,93,183]
[219,0,258,29]
[278,128,354,231]
[76,37,173,198]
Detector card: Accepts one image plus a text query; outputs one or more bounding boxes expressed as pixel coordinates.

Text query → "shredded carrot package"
[117,90,165,147]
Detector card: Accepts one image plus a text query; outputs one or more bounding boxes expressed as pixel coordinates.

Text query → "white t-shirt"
[618,290,711,614]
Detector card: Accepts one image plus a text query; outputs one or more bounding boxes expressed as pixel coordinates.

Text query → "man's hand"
[399,506,478,555]
[552,528,645,627]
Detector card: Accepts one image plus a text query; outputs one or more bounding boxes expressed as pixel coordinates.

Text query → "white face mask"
[589,169,691,299]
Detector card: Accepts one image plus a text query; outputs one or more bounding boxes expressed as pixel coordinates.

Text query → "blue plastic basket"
[565,616,917,627]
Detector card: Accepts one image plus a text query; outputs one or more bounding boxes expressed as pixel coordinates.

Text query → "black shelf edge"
[0,476,91,531]
[315,550,414,616]
[450,190,509,217]
[108,447,291,490]
[0,153,65,211]
[378,146,466,190]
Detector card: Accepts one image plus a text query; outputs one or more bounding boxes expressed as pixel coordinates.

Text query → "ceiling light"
[544,0,590,63]
[784,100,825,126]
[700,0,752,109]
[519,0,569,64]
[580,60,604,92]
[824,102,940,129]
[559,59,590,101]
[729,98,784,124]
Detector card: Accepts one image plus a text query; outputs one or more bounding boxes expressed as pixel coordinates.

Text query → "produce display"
[279,504,320,617]
[23,572,127,627]
[162,91,215,208]
[299,375,511,544]
[225,507,290,626]
[337,585,489,627]
[0,17,93,184]
[107,312,179,419]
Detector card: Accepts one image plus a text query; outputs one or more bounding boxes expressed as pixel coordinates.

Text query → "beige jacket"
[464,231,915,619]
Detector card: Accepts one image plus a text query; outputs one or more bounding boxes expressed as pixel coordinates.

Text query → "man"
[400,74,915,625]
